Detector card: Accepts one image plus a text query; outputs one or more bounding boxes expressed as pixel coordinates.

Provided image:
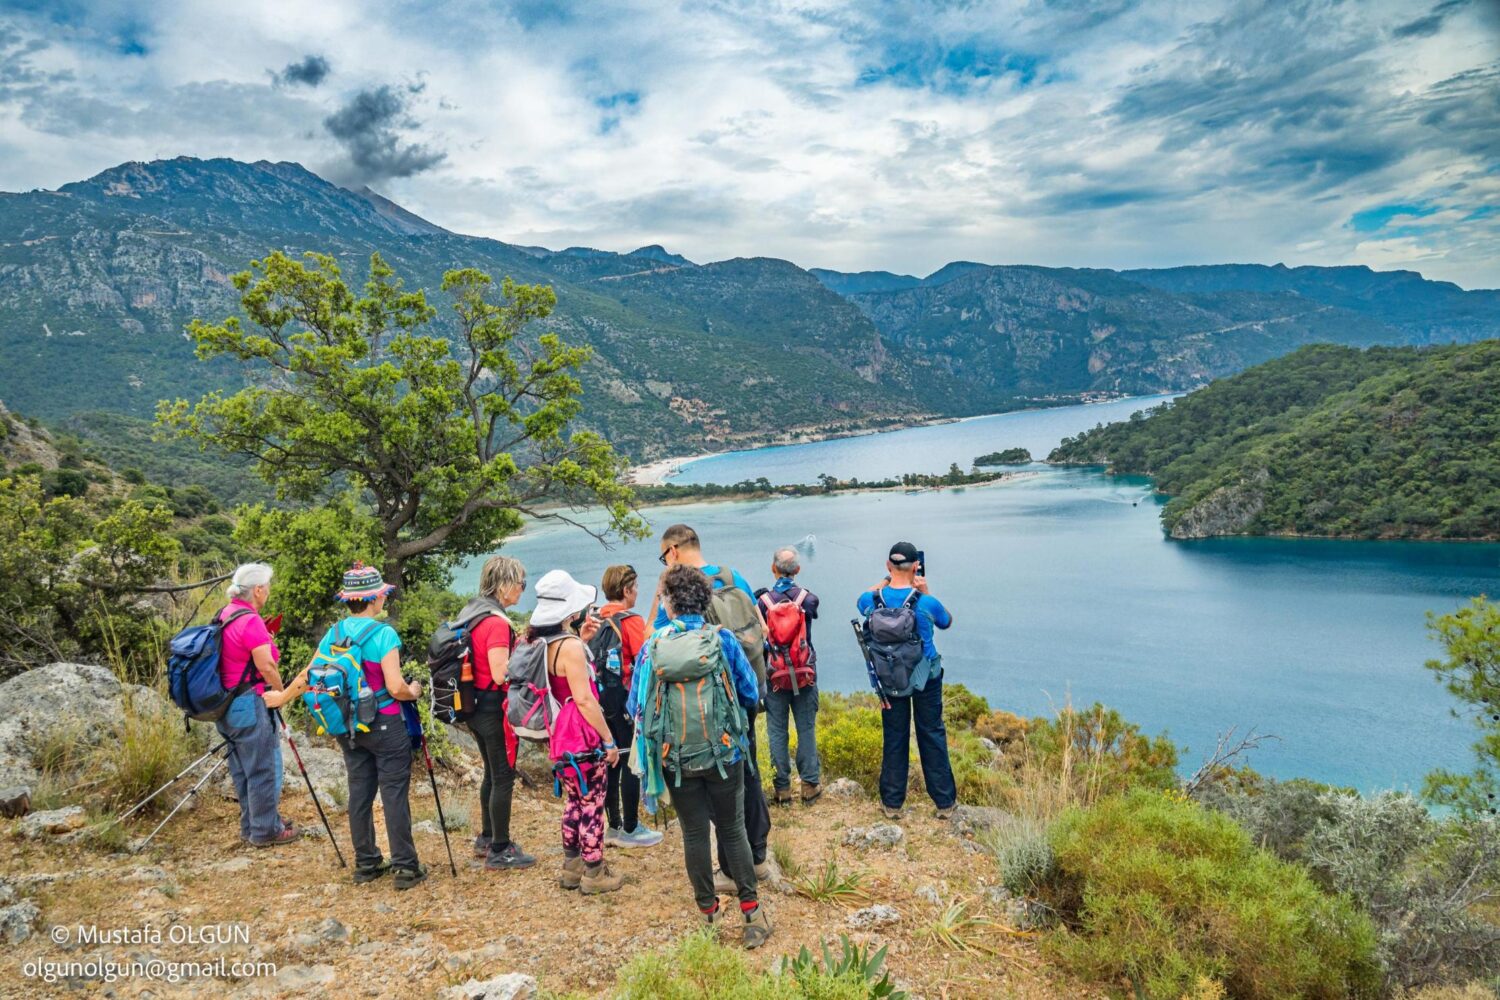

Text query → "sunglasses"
[657,545,675,566]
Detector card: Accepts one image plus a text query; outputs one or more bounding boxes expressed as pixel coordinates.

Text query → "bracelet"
[603,740,617,749]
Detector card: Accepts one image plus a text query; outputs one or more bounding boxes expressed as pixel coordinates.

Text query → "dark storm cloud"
[276,54,330,88]
[322,84,445,184]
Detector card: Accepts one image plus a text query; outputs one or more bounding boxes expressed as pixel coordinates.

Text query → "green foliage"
[158,251,646,599]
[941,682,990,730]
[1197,777,1350,862]
[792,859,870,904]
[1051,342,1500,539]
[783,936,906,1000]
[633,467,1009,503]
[974,447,1032,465]
[98,692,207,811]
[1041,790,1383,999]
[1024,703,1179,798]
[0,472,179,678]
[981,812,1058,898]
[1424,597,1500,816]
[614,930,876,1000]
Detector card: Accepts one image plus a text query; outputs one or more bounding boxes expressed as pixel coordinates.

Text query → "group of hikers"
[193,522,955,949]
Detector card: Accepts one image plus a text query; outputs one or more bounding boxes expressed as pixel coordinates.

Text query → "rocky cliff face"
[1166,470,1270,539]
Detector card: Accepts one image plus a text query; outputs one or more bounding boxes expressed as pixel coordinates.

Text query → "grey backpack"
[862,590,924,696]
[505,633,571,742]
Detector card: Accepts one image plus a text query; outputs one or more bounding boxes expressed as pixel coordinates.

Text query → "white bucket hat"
[530,569,597,627]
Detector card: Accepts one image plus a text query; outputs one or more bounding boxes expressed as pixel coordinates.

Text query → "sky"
[0,0,1497,288]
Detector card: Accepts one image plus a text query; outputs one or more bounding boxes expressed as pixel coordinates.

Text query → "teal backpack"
[303,619,393,738]
[641,623,748,784]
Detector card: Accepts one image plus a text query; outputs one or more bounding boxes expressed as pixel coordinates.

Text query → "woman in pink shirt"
[218,563,295,846]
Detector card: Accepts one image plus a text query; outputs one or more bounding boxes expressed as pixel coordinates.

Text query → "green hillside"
[1049,341,1500,539]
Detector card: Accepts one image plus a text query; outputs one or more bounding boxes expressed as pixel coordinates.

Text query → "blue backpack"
[302,619,394,738]
[167,608,257,722]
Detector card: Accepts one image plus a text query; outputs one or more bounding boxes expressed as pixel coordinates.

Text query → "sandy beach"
[625,450,725,485]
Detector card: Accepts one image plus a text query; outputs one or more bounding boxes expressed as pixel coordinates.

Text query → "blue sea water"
[457,398,1499,792]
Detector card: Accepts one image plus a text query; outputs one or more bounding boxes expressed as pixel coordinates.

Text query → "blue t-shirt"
[653,563,755,629]
[627,614,760,762]
[855,586,951,661]
[318,617,402,715]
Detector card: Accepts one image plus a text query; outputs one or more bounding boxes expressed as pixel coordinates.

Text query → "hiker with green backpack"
[650,524,774,889]
[631,564,772,948]
[265,563,428,889]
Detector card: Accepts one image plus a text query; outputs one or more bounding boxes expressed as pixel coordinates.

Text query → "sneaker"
[935,804,957,820]
[743,905,773,949]
[485,841,537,870]
[773,787,794,806]
[392,863,429,891]
[714,869,737,895]
[472,834,492,859]
[610,826,664,849]
[352,860,390,885]
[700,900,722,927]
[881,804,903,819]
[250,823,298,848]
[560,856,585,890]
[800,783,822,805]
[754,859,777,883]
[580,862,626,895]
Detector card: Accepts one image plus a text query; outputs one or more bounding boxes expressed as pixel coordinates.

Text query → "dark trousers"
[668,759,757,911]
[717,708,770,868]
[467,705,515,847]
[765,683,821,790]
[342,717,418,870]
[879,670,957,810]
[600,683,640,832]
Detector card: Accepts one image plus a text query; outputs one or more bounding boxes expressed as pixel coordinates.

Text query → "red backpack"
[760,589,815,693]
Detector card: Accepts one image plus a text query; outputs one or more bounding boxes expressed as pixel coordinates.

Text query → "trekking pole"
[113,739,229,827]
[273,709,346,868]
[418,733,458,877]
[136,750,233,851]
[850,619,891,710]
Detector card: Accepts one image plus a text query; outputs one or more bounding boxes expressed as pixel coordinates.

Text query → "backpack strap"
[341,618,394,707]
[219,607,259,690]
[758,592,777,613]
[712,567,736,591]
[871,589,887,611]
[792,589,808,610]
[900,589,920,610]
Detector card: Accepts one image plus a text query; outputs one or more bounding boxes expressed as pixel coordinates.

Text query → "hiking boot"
[935,804,957,820]
[392,863,428,891]
[755,858,778,883]
[472,834,492,859]
[250,823,298,848]
[714,868,737,895]
[881,804,903,819]
[580,862,626,895]
[352,860,390,885]
[607,825,664,849]
[742,905,773,949]
[773,787,794,806]
[800,782,822,805]
[560,855,585,890]
[485,841,537,870]
[700,900,722,927]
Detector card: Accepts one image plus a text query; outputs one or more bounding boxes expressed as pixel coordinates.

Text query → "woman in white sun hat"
[524,569,626,895]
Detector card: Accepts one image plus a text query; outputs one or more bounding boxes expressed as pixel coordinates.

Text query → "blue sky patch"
[857,39,1052,95]
[1349,202,1437,232]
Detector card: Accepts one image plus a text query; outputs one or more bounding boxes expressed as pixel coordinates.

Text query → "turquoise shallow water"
[458,399,1500,792]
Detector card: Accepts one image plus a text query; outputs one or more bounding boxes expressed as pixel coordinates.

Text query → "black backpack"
[426,600,506,725]
[862,591,924,696]
[585,612,635,693]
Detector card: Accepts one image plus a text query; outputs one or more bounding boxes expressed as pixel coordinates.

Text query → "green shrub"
[1040,790,1382,1000]
[817,705,886,794]
[1199,777,1351,862]
[1025,702,1179,798]
[99,693,205,810]
[783,935,906,999]
[614,930,876,999]
[941,682,990,730]
[946,729,1006,803]
[980,812,1057,898]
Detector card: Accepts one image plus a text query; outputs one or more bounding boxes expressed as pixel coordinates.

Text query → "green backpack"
[642,623,748,784]
[705,567,768,693]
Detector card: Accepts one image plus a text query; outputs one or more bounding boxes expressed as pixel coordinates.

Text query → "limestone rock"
[0,785,30,818]
[442,973,538,1000]
[275,964,337,990]
[824,778,865,799]
[279,743,346,813]
[949,805,1009,837]
[846,904,900,929]
[17,805,85,839]
[290,916,348,948]
[842,823,904,849]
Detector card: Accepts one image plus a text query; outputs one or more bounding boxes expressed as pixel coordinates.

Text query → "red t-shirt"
[599,602,646,684]
[469,614,515,691]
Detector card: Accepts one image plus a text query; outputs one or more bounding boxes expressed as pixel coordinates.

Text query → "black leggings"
[601,683,640,832]
[467,704,515,847]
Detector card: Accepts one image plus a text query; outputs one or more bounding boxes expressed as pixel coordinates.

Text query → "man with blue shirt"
[647,523,773,881]
[856,541,957,820]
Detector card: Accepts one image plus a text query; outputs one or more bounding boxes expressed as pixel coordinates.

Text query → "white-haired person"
[218,563,295,846]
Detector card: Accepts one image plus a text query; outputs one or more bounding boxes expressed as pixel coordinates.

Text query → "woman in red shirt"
[598,565,662,849]
[465,555,533,870]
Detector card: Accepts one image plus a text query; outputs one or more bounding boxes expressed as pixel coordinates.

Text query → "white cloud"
[0,0,1496,287]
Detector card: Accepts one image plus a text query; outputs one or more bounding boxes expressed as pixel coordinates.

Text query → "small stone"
[412,820,441,836]
[824,778,865,799]
[291,916,349,948]
[442,973,538,1000]
[0,786,31,818]
[17,805,85,839]
[842,823,904,849]
[915,884,942,905]
[950,805,1009,837]
[276,964,337,990]
[123,867,170,884]
[978,737,1003,757]
[0,900,40,943]
[846,904,900,929]
[373,902,394,914]
[981,886,1012,906]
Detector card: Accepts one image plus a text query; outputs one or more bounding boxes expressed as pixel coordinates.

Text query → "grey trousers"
[216,692,285,843]
[668,760,758,911]
[342,717,419,870]
[765,683,821,790]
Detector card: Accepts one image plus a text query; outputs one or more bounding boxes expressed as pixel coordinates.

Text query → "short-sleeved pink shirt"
[218,600,280,694]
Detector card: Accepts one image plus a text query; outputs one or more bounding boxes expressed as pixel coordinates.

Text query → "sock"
[564,848,580,860]
[700,900,720,916]
[586,860,603,872]
[740,901,758,915]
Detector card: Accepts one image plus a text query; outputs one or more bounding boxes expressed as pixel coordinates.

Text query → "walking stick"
[273,709,347,868]
[137,751,232,851]
[114,739,229,826]
[419,733,458,877]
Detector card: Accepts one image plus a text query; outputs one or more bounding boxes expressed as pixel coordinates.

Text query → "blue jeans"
[879,664,956,810]
[215,692,285,842]
[766,684,821,789]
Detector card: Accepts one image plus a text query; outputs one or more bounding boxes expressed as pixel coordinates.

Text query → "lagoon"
[457,398,1499,793]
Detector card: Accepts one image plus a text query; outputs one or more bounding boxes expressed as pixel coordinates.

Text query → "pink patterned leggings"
[559,760,608,864]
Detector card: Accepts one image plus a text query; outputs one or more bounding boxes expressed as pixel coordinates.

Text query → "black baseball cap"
[888,542,919,567]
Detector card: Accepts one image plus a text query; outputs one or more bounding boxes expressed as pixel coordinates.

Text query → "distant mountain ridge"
[2,156,1497,463]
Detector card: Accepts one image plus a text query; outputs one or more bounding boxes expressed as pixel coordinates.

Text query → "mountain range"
[2,156,1497,462]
